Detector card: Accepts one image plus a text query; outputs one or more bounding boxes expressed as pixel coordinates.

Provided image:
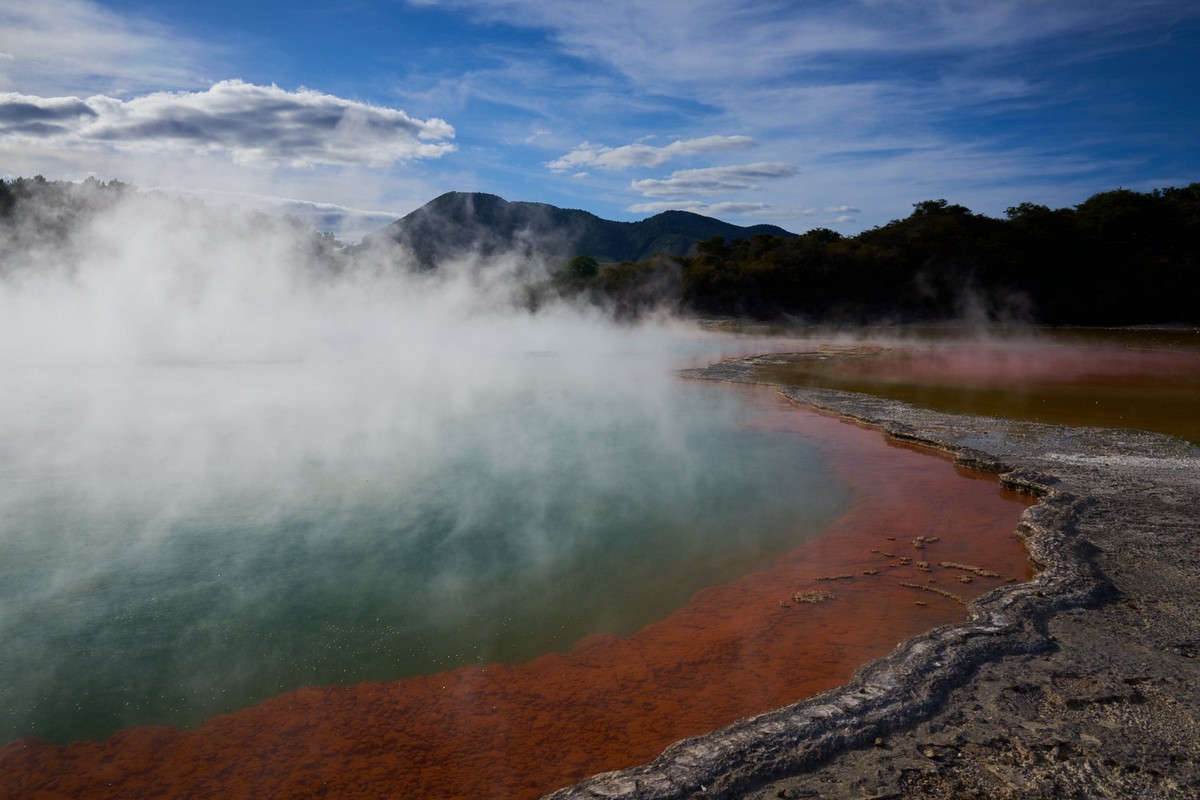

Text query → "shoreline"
[0,384,1032,799]
[547,355,1200,799]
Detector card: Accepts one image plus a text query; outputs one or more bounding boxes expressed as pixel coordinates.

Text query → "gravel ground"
[545,355,1200,800]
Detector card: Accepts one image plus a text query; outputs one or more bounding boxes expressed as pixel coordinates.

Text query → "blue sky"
[1,0,1198,239]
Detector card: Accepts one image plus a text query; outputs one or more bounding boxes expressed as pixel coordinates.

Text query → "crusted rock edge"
[543,359,1127,800]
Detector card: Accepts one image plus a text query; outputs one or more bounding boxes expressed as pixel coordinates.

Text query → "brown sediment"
[0,385,1033,800]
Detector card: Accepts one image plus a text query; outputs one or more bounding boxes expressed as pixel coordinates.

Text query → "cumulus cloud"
[546,134,755,171]
[0,95,96,136]
[0,81,455,168]
[824,204,861,213]
[630,162,798,198]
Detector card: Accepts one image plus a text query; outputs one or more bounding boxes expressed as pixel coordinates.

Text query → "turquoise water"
[0,353,850,744]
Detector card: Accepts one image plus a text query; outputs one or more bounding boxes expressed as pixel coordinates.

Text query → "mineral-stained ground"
[549,355,1200,800]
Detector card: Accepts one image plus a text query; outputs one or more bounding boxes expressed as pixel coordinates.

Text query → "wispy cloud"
[546,135,755,172]
[0,81,456,168]
[413,0,1200,90]
[627,200,816,220]
[0,0,208,95]
[414,0,1200,230]
[630,162,798,198]
[3,0,1195,233]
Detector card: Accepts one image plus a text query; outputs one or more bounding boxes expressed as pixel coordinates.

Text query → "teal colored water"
[0,354,850,744]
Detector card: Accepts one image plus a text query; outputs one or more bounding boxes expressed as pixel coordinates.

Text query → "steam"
[0,186,849,743]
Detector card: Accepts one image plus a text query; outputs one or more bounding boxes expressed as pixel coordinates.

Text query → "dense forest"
[3,176,1198,326]
[552,185,1200,325]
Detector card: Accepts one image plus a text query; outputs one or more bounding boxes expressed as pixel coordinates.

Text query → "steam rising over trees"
[4,177,1198,326]
[556,185,1200,325]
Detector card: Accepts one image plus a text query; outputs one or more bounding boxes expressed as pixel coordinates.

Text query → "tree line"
[553,185,1200,325]
[5,176,1197,325]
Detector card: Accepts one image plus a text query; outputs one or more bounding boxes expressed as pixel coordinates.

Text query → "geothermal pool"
[0,380,1034,800]
[0,352,852,744]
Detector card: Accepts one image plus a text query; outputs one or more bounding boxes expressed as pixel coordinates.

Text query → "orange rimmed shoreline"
[0,385,1033,800]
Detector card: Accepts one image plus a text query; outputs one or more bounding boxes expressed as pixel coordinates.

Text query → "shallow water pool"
[0,354,850,743]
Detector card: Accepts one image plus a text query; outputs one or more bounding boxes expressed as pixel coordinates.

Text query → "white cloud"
[627,200,763,217]
[824,205,861,213]
[0,81,456,168]
[0,94,96,135]
[630,162,798,198]
[413,0,1200,234]
[547,135,755,172]
[627,200,816,220]
[0,0,207,95]
[413,0,1200,92]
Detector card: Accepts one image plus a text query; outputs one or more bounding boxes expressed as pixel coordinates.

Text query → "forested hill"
[359,191,795,267]
[550,186,1200,326]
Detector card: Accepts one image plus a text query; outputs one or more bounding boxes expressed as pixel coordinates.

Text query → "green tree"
[562,255,600,281]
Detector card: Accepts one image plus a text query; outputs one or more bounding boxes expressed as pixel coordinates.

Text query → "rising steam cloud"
[0,186,849,743]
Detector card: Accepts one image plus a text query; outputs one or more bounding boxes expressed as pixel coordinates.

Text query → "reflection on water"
[0,357,849,744]
[751,328,1200,444]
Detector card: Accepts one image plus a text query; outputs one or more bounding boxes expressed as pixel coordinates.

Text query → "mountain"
[359,192,795,267]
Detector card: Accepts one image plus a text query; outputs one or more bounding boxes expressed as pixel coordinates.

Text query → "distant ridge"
[361,191,795,267]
